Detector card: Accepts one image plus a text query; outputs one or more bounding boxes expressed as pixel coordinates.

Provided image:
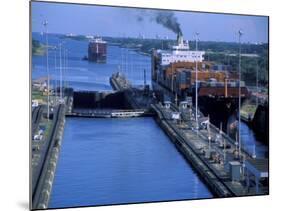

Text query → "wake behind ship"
[88,36,107,63]
[151,33,249,133]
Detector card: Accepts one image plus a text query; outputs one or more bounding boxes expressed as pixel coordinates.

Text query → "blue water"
[32,33,151,91]
[241,122,267,158]
[49,118,212,208]
[32,33,212,208]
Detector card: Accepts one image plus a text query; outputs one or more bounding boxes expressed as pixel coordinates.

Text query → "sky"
[31,1,268,43]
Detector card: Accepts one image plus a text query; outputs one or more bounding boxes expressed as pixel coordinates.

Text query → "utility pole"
[43,20,50,121]
[195,32,199,130]
[238,29,243,158]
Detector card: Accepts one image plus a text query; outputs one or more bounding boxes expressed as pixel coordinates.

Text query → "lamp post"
[43,20,50,120]
[53,47,57,105]
[59,43,63,103]
[195,32,199,130]
[63,48,66,97]
[208,116,211,150]
[238,29,243,158]
[66,49,69,88]
[256,58,259,107]
[64,49,68,89]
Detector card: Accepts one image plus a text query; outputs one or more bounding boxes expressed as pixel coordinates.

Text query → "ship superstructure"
[157,34,205,66]
[152,33,249,132]
[88,36,107,63]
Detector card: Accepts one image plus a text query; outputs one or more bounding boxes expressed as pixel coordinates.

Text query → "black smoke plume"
[136,10,182,35]
[155,12,182,35]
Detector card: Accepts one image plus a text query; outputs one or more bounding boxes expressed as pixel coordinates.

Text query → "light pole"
[43,20,50,121]
[63,48,66,97]
[59,43,63,103]
[256,58,259,107]
[238,29,243,158]
[121,47,123,74]
[64,48,68,89]
[125,48,128,77]
[171,62,174,93]
[208,116,211,150]
[53,47,57,105]
[195,32,199,130]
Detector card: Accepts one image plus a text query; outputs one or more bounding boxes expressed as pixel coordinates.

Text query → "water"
[49,118,212,208]
[32,33,151,91]
[241,122,268,158]
[32,33,266,208]
[32,33,212,207]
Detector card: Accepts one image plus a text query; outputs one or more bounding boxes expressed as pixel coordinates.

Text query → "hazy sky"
[31,1,268,43]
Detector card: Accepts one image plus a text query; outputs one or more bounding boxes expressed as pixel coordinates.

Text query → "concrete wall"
[32,104,66,209]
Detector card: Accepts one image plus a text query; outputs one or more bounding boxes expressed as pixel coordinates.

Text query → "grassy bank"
[32,39,45,56]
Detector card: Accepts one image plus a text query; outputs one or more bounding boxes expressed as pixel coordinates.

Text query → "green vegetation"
[200,41,269,86]
[241,103,258,120]
[32,39,45,55]
[59,34,88,41]
[32,89,46,102]
[42,119,52,140]
[105,37,173,54]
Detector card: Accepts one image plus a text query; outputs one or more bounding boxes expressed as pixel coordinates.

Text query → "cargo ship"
[151,33,249,132]
[88,36,107,63]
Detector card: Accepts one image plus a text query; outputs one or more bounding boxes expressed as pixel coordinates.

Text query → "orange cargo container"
[190,71,227,83]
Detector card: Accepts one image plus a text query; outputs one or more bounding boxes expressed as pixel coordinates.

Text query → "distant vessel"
[151,33,249,132]
[66,33,76,37]
[88,36,107,63]
[85,35,94,40]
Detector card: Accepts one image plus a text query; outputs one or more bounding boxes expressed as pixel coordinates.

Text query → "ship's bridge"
[157,34,205,65]
[172,35,190,51]
[90,37,107,44]
[158,48,205,66]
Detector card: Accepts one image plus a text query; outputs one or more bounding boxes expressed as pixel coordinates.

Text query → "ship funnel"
[177,32,184,45]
